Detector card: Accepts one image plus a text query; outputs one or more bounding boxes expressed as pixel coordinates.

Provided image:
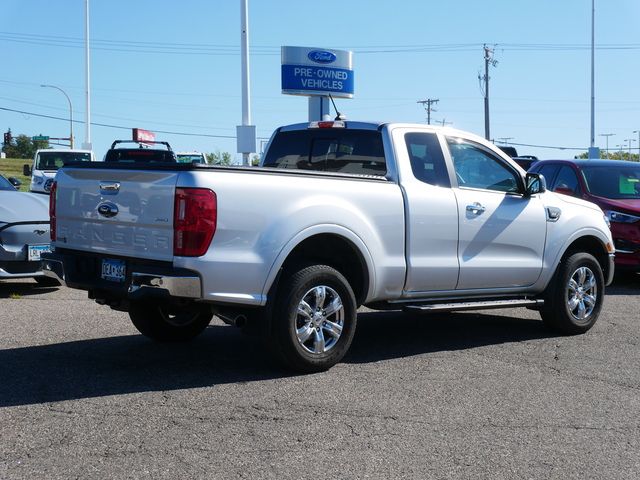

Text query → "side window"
[404,132,450,187]
[552,166,580,196]
[537,164,560,185]
[446,138,520,193]
[263,130,386,176]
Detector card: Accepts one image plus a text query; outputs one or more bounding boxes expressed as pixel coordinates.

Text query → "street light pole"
[599,133,614,158]
[624,139,635,160]
[83,0,92,150]
[634,130,640,161]
[41,84,73,148]
[588,0,598,158]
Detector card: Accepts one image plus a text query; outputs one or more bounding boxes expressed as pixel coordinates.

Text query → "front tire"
[129,302,213,341]
[270,264,357,373]
[540,252,604,334]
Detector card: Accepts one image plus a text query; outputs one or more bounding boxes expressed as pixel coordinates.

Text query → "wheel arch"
[560,234,612,282]
[262,226,374,307]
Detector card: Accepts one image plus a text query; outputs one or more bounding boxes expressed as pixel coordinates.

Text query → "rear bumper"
[42,249,202,301]
[0,261,45,279]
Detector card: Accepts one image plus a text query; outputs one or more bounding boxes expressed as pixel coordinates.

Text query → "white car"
[26,149,95,194]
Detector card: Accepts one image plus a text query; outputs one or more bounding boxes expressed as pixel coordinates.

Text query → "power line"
[1,31,639,56]
[0,105,600,151]
[507,141,586,151]
[0,106,270,140]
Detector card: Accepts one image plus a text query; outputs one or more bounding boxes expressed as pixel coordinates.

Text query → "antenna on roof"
[328,94,346,121]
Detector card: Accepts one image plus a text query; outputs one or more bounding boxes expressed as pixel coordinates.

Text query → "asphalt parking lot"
[1,274,639,479]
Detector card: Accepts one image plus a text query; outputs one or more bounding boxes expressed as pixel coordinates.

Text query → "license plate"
[101,258,126,282]
[28,244,51,261]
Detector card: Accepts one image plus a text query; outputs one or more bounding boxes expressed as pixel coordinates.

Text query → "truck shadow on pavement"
[0,310,557,407]
[346,310,552,365]
[0,280,60,298]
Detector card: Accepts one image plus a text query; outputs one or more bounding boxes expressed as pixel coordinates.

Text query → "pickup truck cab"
[42,121,615,372]
[103,140,177,163]
[26,149,95,194]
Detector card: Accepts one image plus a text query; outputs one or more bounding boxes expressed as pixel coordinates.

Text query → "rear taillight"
[49,181,57,241]
[173,188,217,257]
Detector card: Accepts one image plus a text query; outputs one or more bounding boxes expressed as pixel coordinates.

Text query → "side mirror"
[525,172,546,196]
[7,177,22,188]
[23,164,31,176]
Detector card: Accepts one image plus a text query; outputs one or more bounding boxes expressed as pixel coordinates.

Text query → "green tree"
[205,150,233,165]
[2,131,49,159]
[576,150,638,161]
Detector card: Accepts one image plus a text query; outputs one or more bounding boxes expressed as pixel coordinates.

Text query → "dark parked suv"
[530,159,640,271]
[103,140,177,163]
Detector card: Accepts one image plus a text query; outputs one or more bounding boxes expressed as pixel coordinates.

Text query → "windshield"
[177,154,205,164]
[582,165,640,199]
[36,151,92,171]
[0,175,15,191]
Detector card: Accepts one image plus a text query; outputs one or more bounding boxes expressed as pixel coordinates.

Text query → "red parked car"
[529,159,640,272]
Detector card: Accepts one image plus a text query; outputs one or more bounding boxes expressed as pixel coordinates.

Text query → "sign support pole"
[308,97,331,122]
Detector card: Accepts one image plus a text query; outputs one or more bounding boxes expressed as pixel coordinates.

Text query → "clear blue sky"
[1,0,639,161]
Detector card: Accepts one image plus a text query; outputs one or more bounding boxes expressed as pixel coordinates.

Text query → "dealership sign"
[281,46,354,98]
[132,128,155,144]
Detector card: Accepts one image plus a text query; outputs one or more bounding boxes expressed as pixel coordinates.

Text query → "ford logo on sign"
[97,202,119,218]
[308,50,336,64]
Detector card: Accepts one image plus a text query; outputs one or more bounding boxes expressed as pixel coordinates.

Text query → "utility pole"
[479,45,497,141]
[497,137,513,145]
[599,133,614,158]
[634,130,640,160]
[417,98,439,125]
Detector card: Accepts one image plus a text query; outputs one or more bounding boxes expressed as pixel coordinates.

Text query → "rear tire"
[269,264,357,373]
[540,252,604,334]
[129,302,213,341]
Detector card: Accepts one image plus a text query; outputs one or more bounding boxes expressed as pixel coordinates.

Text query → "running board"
[403,298,544,313]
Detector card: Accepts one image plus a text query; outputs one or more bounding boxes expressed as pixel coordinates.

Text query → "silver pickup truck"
[43,121,615,372]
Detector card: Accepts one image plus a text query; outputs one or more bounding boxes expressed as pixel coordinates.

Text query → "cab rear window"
[104,149,176,163]
[263,129,386,176]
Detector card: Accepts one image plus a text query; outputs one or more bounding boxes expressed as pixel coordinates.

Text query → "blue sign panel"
[281,46,354,98]
[281,65,354,97]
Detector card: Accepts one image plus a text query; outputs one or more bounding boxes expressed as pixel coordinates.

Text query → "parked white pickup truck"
[42,121,615,372]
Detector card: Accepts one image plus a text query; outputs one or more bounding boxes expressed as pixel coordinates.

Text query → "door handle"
[466,202,486,215]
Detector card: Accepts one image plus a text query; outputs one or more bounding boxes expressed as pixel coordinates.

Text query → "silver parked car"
[0,174,58,285]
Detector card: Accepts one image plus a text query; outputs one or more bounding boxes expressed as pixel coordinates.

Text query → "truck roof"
[36,148,93,154]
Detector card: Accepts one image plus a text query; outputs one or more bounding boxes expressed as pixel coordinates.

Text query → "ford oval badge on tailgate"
[98,202,119,218]
[307,50,336,64]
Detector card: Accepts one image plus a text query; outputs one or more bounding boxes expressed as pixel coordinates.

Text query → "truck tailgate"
[54,167,178,262]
